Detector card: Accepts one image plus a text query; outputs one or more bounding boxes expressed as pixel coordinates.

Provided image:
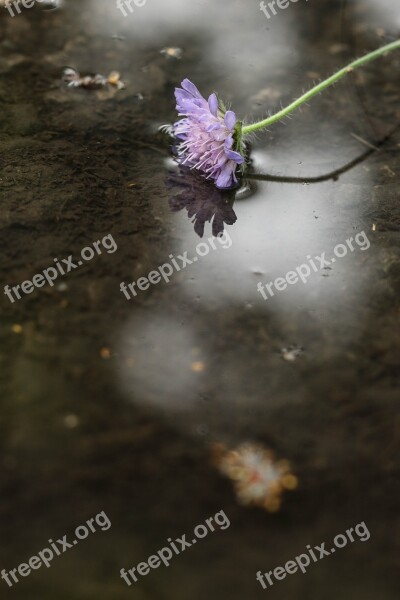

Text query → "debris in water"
[62,67,125,91]
[213,442,298,512]
[11,324,23,334]
[160,47,183,60]
[381,165,395,177]
[64,414,79,429]
[280,345,304,362]
[100,347,111,360]
[191,361,205,372]
[329,43,349,55]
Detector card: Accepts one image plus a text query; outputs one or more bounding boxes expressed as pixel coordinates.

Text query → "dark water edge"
[0,0,399,598]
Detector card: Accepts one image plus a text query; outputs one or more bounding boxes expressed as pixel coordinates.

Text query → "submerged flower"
[213,442,298,512]
[173,79,244,189]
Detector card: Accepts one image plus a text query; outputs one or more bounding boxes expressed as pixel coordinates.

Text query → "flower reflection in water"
[167,167,237,238]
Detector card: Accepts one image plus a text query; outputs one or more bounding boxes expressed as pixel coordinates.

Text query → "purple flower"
[173,79,244,189]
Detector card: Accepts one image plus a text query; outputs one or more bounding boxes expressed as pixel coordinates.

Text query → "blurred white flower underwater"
[213,443,298,512]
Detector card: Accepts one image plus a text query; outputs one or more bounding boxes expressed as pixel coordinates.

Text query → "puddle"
[1,1,399,599]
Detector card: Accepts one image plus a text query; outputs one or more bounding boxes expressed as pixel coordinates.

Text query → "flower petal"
[225,148,244,164]
[215,163,236,188]
[208,93,218,117]
[224,110,237,131]
[181,79,203,98]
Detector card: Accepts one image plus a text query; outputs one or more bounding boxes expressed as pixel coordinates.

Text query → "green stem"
[242,40,400,135]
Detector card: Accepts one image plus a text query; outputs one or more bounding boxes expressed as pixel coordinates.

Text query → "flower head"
[173,79,244,189]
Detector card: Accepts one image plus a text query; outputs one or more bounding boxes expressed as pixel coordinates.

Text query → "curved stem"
[242,40,400,135]
[246,149,373,184]
[245,123,399,184]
